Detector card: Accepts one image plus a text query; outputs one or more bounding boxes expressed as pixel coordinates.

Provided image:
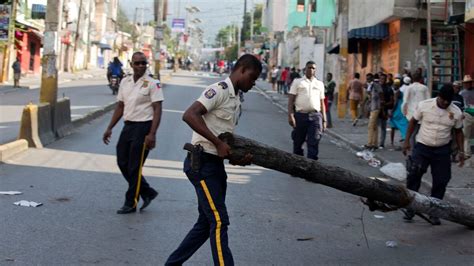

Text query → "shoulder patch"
[156,81,161,90]
[204,88,217,99]
[218,81,228,90]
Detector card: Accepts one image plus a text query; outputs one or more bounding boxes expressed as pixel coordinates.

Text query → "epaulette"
[217,81,228,90]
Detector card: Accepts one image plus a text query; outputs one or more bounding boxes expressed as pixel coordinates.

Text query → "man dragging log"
[402,84,465,225]
[165,54,262,265]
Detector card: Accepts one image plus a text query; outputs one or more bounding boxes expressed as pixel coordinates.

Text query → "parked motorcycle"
[109,75,120,95]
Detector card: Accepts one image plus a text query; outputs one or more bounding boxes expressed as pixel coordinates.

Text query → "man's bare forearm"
[148,101,162,135]
[107,102,124,130]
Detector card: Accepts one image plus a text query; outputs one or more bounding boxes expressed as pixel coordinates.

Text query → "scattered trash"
[385,241,398,248]
[0,191,22,195]
[374,215,385,219]
[4,258,15,262]
[13,200,43,207]
[356,150,381,167]
[380,163,407,181]
[297,237,314,241]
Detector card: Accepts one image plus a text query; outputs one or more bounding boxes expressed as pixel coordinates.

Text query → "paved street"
[0,69,111,144]
[1,72,472,265]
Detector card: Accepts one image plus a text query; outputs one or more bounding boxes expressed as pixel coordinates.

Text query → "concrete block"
[37,103,55,145]
[0,140,28,162]
[54,97,73,138]
[18,104,43,148]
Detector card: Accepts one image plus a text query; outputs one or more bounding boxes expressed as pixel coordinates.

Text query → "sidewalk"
[255,79,474,204]
[0,67,107,93]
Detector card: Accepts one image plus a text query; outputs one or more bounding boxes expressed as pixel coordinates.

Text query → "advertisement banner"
[172,18,185,33]
[0,4,11,42]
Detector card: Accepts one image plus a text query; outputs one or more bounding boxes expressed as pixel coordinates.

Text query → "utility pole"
[337,0,348,118]
[242,0,247,43]
[250,7,254,42]
[40,0,63,116]
[237,25,241,55]
[85,0,93,70]
[72,0,84,73]
[306,0,312,35]
[426,0,433,95]
[154,0,164,80]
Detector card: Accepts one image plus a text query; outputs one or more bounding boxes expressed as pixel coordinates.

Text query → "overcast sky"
[120,0,264,45]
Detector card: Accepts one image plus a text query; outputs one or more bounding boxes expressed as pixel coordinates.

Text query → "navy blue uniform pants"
[116,121,157,207]
[166,153,233,266]
[406,142,451,199]
[292,112,323,160]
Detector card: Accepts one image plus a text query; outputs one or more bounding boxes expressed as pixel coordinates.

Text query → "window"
[420,28,427,46]
[310,0,317,12]
[297,0,305,12]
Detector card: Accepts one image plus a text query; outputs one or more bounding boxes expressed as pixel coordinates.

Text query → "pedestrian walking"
[389,79,408,147]
[271,66,279,91]
[11,57,21,88]
[402,84,465,225]
[288,61,326,160]
[460,75,474,159]
[281,66,290,94]
[165,54,262,266]
[364,73,384,151]
[324,73,336,128]
[277,66,284,93]
[102,52,163,214]
[378,73,394,149]
[347,72,364,126]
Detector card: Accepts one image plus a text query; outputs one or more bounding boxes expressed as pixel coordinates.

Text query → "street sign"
[154,26,164,40]
[172,18,185,33]
[0,4,11,42]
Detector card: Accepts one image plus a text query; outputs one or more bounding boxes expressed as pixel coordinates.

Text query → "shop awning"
[348,23,388,40]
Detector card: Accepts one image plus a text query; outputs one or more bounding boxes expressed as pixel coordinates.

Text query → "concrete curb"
[0,71,174,163]
[0,140,28,162]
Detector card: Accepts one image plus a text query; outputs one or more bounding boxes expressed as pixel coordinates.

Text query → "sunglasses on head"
[133,61,148,66]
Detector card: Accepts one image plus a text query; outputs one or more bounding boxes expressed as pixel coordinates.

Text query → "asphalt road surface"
[0,76,116,144]
[1,72,472,265]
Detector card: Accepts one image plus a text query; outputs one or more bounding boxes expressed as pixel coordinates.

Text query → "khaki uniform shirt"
[117,74,164,122]
[414,98,463,147]
[191,78,241,155]
[289,76,325,112]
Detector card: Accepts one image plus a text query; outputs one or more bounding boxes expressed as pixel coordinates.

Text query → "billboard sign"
[0,4,11,42]
[172,18,185,33]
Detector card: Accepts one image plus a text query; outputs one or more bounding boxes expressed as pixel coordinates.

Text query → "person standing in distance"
[288,61,327,160]
[103,52,164,214]
[165,54,261,266]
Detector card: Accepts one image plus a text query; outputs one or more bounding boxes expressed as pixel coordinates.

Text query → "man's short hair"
[305,61,316,67]
[439,84,454,102]
[354,73,360,79]
[233,54,262,74]
[132,51,145,60]
[373,73,380,80]
[413,72,422,82]
[327,72,333,77]
[366,73,373,77]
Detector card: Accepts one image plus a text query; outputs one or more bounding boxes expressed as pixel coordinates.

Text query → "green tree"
[241,4,263,42]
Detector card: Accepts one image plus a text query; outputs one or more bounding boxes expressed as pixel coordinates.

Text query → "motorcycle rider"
[107,57,124,83]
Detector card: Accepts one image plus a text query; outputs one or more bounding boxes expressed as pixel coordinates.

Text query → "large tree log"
[219,133,474,228]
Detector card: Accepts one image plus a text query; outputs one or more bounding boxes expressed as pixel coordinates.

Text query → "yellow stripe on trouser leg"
[133,143,147,208]
[200,180,224,266]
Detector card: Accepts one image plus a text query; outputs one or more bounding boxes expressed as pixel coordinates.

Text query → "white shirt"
[414,98,463,147]
[402,82,430,120]
[289,76,325,112]
[191,78,241,155]
[117,74,164,122]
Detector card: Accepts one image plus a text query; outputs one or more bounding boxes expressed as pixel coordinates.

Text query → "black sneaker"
[140,190,159,211]
[428,216,441,225]
[352,119,359,126]
[402,209,415,221]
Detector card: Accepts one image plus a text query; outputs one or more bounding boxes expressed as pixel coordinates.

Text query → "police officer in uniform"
[288,61,327,160]
[402,84,464,225]
[103,51,164,214]
[165,54,262,266]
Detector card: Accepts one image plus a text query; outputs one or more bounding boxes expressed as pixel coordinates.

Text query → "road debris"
[297,237,314,241]
[13,200,43,207]
[385,241,398,248]
[0,191,22,195]
[356,150,381,167]
[374,215,385,219]
[380,163,407,181]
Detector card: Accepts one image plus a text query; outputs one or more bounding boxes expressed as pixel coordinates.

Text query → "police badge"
[204,88,217,99]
